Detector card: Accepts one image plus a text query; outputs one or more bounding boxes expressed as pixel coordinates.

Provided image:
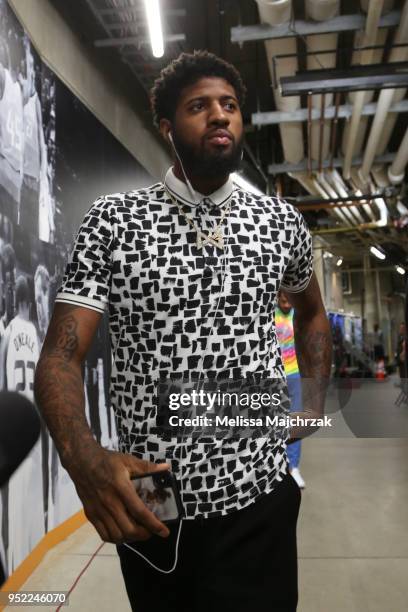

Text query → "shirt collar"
[164,167,235,209]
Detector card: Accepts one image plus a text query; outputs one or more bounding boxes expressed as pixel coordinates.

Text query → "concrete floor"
[4,379,408,611]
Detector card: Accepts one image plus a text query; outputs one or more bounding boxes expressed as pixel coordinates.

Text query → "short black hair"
[150,50,246,130]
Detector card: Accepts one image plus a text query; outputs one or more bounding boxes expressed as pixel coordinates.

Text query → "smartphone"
[132,470,184,522]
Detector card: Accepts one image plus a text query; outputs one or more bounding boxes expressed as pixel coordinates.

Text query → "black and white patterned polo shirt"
[56,167,313,519]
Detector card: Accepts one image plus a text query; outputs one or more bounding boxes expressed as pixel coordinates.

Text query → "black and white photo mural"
[0,0,152,579]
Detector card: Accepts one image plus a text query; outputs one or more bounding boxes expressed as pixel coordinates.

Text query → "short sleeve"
[55,198,113,313]
[280,208,313,293]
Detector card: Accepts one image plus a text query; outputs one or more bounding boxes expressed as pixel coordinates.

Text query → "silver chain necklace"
[165,187,232,250]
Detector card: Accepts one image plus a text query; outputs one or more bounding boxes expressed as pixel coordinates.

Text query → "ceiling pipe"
[254,1,337,224]
[339,266,405,273]
[298,192,397,204]
[307,93,313,176]
[372,85,407,157]
[253,98,408,126]
[388,127,408,184]
[360,0,408,184]
[321,171,361,224]
[370,166,392,225]
[312,222,392,235]
[305,0,339,21]
[349,170,378,222]
[305,1,385,231]
[290,172,327,198]
[299,203,384,212]
[351,167,390,227]
[257,0,292,24]
[342,0,385,180]
[373,197,389,227]
[298,0,350,228]
[326,169,366,223]
[256,0,304,164]
[256,0,390,233]
[305,0,339,164]
[341,0,394,229]
[329,92,341,170]
[315,172,352,224]
[318,94,326,173]
[290,171,350,224]
[306,0,339,223]
[360,0,395,13]
[341,28,388,160]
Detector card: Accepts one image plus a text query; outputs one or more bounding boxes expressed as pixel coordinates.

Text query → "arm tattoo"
[293,315,332,422]
[295,328,332,378]
[49,314,79,362]
[34,307,99,472]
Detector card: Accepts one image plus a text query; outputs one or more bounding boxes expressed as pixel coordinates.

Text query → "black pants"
[117,472,301,612]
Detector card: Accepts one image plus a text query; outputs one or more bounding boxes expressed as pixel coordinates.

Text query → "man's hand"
[68,448,171,543]
[34,303,173,543]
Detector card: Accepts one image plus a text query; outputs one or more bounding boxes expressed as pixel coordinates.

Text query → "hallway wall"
[8,0,170,181]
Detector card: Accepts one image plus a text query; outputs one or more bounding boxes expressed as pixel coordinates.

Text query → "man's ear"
[159,118,172,144]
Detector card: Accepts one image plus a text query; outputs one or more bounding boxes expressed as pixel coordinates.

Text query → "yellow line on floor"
[0,510,87,611]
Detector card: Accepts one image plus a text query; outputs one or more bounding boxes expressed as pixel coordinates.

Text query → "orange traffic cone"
[375,359,386,381]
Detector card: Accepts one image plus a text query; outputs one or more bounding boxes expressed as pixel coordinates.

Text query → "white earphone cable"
[122,519,183,574]
[168,132,197,204]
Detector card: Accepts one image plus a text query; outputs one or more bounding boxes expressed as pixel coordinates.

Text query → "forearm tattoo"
[49,314,79,362]
[291,313,332,417]
[295,328,332,379]
[34,307,98,470]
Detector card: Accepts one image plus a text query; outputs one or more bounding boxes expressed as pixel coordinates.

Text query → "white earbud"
[168,131,174,144]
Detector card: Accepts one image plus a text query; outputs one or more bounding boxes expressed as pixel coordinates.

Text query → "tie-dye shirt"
[275,307,299,377]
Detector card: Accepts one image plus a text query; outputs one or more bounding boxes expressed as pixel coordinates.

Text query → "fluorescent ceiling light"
[336,257,343,267]
[143,0,164,58]
[370,246,386,260]
[232,172,264,196]
[396,266,406,275]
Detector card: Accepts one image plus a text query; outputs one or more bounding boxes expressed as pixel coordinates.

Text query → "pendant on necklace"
[211,230,224,249]
[211,227,224,249]
[196,231,224,250]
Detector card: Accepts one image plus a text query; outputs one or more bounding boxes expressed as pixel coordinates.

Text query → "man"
[0,37,24,226]
[34,264,50,343]
[0,274,39,400]
[395,322,406,384]
[373,323,385,362]
[38,70,56,245]
[34,264,54,532]
[276,290,305,489]
[0,242,16,342]
[0,275,44,572]
[34,51,331,611]
[38,157,55,244]
[0,241,15,577]
[20,38,45,239]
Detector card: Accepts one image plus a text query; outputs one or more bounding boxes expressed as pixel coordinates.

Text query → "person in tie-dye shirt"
[276,291,305,489]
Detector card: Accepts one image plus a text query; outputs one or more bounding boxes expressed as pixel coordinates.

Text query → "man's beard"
[172,130,243,179]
